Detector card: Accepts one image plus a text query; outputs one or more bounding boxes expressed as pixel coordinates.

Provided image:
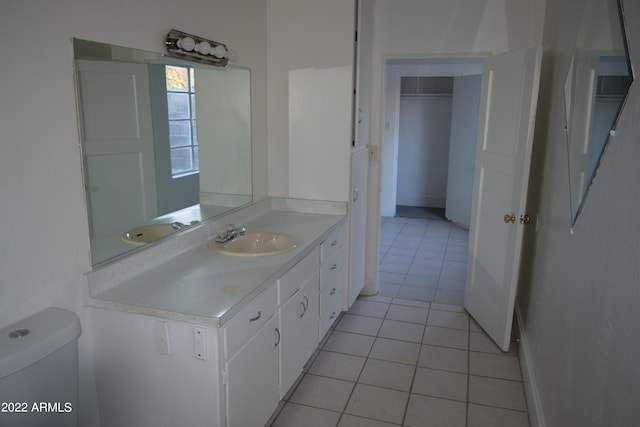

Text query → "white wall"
[517,0,640,425]
[0,1,267,425]
[396,96,452,208]
[365,0,545,293]
[266,0,355,201]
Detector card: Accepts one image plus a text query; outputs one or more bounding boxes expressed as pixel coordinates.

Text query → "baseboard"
[515,304,546,427]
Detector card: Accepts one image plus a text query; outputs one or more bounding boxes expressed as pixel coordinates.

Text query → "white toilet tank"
[0,307,81,427]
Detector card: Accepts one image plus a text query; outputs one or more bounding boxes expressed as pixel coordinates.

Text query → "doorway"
[380,57,484,229]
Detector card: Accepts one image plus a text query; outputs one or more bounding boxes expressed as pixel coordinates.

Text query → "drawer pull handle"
[299,295,309,318]
[330,288,337,295]
[329,312,336,320]
[330,264,337,271]
[331,240,338,247]
[249,311,261,322]
[274,327,281,347]
[299,300,306,317]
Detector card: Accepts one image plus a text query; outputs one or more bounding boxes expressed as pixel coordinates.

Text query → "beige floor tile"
[335,313,383,336]
[271,402,340,427]
[429,302,466,313]
[359,358,415,392]
[437,277,466,291]
[378,283,401,298]
[369,337,421,365]
[379,272,405,285]
[408,264,441,278]
[412,367,467,402]
[397,285,435,302]
[358,295,393,304]
[381,254,413,266]
[308,351,366,382]
[467,404,530,427]
[427,309,469,330]
[379,262,410,274]
[385,304,429,324]
[434,289,465,305]
[378,319,425,343]
[403,274,439,289]
[348,300,390,318]
[422,325,469,350]
[470,331,519,356]
[338,414,399,426]
[391,298,430,309]
[470,317,483,332]
[323,331,375,357]
[418,344,469,373]
[344,384,409,424]
[470,351,522,381]
[468,375,528,411]
[289,374,354,412]
[404,394,466,427]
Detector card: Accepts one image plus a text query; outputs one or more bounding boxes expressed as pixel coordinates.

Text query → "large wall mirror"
[73,39,252,266]
[564,0,632,226]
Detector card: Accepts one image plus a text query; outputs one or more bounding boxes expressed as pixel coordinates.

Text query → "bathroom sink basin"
[208,231,297,257]
[120,223,179,246]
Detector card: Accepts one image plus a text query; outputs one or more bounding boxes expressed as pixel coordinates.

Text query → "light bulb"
[196,41,211,55]
[178,37,195,52]
[212,45,227,59]
[225,49,238,62]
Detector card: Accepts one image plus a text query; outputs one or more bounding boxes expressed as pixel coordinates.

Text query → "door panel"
[76,60,157,240]
[465,47,542,351]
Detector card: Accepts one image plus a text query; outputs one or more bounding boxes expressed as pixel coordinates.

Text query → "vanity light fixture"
[165,29,237,67]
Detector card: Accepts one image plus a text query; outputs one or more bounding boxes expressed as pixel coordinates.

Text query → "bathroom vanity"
[87,199,346,427]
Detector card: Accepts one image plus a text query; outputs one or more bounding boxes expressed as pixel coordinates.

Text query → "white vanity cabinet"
[225,314,280,427]
[278,247,320,398]
[223,285,279,427]
[91,216,347,427]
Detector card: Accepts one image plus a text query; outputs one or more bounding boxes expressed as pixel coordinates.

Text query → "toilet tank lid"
[0,307,81,378]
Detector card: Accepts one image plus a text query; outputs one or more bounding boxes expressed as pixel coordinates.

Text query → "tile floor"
[269,217,530,427]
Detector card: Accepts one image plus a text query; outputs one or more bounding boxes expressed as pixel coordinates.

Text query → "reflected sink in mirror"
[120,223,180,246]
[208,232,297,257]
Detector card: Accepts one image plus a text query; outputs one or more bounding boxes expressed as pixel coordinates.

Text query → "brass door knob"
[520,214,531,225]
[504,213,516,224]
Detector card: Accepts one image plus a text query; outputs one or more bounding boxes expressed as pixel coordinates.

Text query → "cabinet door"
[279,272,320,398]
[349,147,368,307]
[226,314,280,427]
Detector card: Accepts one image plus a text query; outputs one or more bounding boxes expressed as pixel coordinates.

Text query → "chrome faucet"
[171,220,201,230]
[215,226,246,243]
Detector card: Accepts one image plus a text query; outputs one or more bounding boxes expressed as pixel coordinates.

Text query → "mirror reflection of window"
[166,65,199,177]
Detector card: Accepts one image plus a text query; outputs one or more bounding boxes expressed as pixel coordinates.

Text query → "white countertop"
[89,208,345,327]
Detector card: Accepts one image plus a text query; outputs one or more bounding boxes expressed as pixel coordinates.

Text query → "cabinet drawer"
[320,278,342,316]
[320,223,344,264]
[278,247,319,305]
[224,285,277,359]
[319,295,342,340]
[320,247,344,292]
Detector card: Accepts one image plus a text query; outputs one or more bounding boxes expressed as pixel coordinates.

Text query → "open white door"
[76,60,157,240]
[464,47,542,351]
